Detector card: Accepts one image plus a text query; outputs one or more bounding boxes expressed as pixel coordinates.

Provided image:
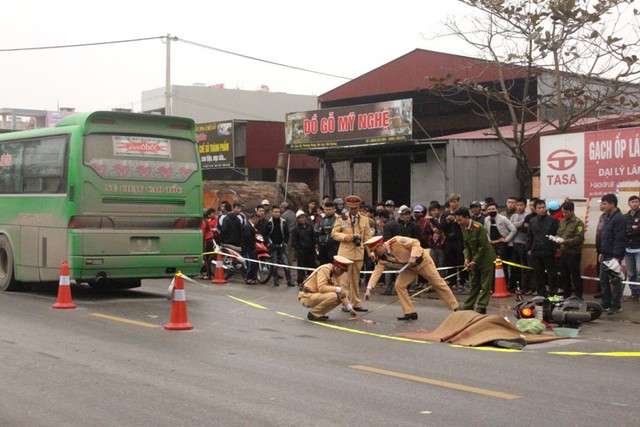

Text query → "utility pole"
[275,152,286,205]
[165,33,173,116]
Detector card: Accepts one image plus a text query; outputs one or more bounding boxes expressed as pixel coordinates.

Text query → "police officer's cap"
[345,195,362,207]
[364,236,384,250]
[333,255,353,271]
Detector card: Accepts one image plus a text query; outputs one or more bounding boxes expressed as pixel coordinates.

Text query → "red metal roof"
[319,49,532,103]
[431,114,640,141]
[429,114,640,167]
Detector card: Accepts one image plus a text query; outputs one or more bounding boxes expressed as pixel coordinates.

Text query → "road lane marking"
[90,312,161,328]
[227,295,640,358]
[350,365,521,400]
[226,295,268,310]
[549,351,640,357]
[450,344,522,353]
[276,311,430,343]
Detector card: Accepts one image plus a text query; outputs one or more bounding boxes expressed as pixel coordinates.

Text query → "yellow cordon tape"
[498,259,534,270]
[203,250,463,274]
[226,295,640,357]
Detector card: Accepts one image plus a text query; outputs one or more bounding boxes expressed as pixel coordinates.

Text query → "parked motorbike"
[204,235,272,284]
[515,295,603,326]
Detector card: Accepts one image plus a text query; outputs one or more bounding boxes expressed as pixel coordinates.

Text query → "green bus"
[0,111,203,291]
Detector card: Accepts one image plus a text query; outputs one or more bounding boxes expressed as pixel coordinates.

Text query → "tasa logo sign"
[546,148,578,185]
[540,133,585,199]
[547,149,578,171]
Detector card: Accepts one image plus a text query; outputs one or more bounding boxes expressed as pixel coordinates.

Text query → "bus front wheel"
[0,235,20,292]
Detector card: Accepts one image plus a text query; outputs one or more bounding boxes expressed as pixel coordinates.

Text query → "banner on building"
[540,127,640,199]
[196,121,234,169]
[285,99,413,150]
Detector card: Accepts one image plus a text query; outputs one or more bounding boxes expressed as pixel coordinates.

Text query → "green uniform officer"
[455,207,496,314]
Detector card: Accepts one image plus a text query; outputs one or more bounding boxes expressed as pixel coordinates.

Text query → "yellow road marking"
[228,296,640,358]
[90,312,160,328]
[549,351,640,357]
[450,344,523,353]
[227,295,268,310]
[276,311,430,343]
[350,365,521,400]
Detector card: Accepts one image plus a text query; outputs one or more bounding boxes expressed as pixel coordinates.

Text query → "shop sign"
[286,99,412,150]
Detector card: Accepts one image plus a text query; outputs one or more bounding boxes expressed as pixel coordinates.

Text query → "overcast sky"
[0,0,474,112]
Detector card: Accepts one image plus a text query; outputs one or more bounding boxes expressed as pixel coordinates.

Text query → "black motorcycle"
[515,295,603,326]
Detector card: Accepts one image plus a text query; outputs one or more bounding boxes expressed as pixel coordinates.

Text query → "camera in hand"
[353,235,362,247]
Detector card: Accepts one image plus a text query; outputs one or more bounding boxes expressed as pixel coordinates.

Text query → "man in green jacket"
[455,207,496,314]
[556,201,585,298]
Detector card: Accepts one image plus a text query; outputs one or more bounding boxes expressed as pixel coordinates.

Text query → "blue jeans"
[625,251,640,295]
[242,249,257,280]
[600,257,623,310]
[269,244,292,284]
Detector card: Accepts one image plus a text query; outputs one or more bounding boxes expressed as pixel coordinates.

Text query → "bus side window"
[0,141,23,194]
[22,136,66,194]
[22,177,43,193]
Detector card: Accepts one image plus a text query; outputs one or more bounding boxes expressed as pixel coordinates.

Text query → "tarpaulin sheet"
[399,311,567,347]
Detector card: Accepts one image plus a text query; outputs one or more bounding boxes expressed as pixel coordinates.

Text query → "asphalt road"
[1,276,639,426]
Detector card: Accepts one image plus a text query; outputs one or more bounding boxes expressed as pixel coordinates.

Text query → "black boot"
[397,312,418,321]
[307,312,329,321]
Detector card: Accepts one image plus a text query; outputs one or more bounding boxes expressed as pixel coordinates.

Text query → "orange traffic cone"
[211,252,228,285]
[52,261,77,309]
[492,256,512,298]
[165,272,193,330]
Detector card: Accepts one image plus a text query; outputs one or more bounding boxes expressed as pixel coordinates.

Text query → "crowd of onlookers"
[201,192,640,315]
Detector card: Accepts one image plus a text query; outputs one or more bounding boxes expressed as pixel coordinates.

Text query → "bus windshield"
[84,134,198,182]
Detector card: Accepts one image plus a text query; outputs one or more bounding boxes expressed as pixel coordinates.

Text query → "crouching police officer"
[363,236,460,320]
[299,255,357,321]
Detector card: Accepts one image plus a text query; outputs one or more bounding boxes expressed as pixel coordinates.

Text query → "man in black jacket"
[265,206,293,287]
[528,199,559,296]
[219,205,243,247]
[599,193,627,314]
[291,211,317,285]
[314,201,340,265]
[398,206,422,239]
[377,209,402,295]
[440,193,467,288]
[241,213,259,284]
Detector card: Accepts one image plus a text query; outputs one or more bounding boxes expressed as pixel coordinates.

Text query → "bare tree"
[429,0,640,195]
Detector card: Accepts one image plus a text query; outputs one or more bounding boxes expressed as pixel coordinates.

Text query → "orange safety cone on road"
[211,252,228,285]
[492,256,511,298]
[52,261,77,309]
[165,272,193,331]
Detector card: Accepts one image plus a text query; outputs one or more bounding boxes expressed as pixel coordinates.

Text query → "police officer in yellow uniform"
[331,195,372,311]
[298,256,357,321]
[363,235,460,320]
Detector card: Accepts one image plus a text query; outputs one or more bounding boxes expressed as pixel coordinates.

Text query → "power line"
[177,37,352,80]
[0,36,164,52]
[0,35,353,80]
